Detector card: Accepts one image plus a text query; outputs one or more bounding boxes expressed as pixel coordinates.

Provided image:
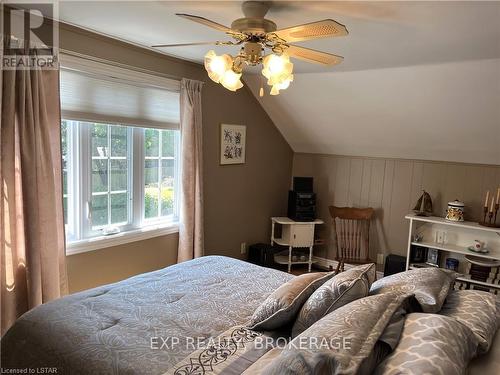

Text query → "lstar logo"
[1,1,59,70]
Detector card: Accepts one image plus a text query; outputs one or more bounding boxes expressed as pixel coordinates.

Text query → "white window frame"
[65,121,180,255]
[80,123,135,238]
[63,120,79,242]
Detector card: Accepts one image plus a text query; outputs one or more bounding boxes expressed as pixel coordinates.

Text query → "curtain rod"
[60,49,184,82]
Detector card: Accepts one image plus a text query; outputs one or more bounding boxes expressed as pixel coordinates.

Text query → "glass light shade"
[270,74,293,95]
[220,69,243,91]
[270,85,280,96]
[270,74,294,96]
[262,53,293,86]
[204,50,233,83]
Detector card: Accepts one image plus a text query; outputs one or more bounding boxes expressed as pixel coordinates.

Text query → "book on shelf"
[465,264,495,283]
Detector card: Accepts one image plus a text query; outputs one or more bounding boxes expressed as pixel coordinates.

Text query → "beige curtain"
[1,62,68,335]
[178,78,204,262]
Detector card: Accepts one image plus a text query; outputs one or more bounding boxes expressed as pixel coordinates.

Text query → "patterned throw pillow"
[439,290,498,355]
[248,272,334,331]
[374,313,478,375]
[260,292,412,375]
[369,267,456,313]
[292,263,376,337]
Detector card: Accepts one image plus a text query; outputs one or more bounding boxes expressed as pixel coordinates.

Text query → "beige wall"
[293,153,500,262]
[60,23,293,291]
[67,234,178,293]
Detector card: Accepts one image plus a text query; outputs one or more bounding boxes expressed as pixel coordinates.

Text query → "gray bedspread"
[1,256,292,375]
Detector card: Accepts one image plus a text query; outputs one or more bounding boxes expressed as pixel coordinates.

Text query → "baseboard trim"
[313,256,384,279]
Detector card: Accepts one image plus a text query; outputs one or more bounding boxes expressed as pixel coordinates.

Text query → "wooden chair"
[329,206,374,274]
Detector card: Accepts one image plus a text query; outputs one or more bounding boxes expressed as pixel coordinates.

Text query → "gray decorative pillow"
[261,292,412,375]
[439,290,498,355]
[374,313,478,375]
[369,267,456,313]
[248,272,333,331]
[292,263,376,337]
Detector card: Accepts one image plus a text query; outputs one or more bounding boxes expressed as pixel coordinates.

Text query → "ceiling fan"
[152,1,348,95]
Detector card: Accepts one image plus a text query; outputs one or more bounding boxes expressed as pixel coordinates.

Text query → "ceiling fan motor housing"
[231,18,277,36]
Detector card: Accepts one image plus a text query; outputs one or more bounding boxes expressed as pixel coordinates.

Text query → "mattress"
[1,256,292,375]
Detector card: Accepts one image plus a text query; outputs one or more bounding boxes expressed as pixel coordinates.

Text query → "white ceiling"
[58,1,500,164]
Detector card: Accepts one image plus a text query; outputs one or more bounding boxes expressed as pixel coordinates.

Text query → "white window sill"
[66,222,179,255]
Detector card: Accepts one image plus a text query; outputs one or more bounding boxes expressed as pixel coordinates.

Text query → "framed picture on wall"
[220,124,246,165]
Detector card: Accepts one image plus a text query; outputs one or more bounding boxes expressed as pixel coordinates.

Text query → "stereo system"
[288,177,316,222]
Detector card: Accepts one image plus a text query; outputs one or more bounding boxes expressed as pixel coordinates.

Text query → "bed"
[1,255,498,374]
[1,256,291,374]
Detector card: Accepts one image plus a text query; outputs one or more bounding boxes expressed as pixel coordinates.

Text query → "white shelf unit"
[271,217,324,273]
[405,214,500,291]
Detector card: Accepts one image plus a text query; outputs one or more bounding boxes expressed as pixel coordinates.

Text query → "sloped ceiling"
[58,1,500,164]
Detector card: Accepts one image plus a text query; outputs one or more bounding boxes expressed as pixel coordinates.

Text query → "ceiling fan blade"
[271,19,348,42]
[286,45,344,65]
[152,41,219,48]
[176,13,233,33]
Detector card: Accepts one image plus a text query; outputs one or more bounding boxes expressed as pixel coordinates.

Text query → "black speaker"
[288,191,316,222]
[384,254,407,276]
[248,243,279,268]
[293,177,313,193]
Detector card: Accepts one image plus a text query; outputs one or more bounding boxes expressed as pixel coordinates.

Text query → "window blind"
[60,54,180,129]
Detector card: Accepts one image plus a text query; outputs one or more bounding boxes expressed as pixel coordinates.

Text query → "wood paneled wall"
[293,153,500,261]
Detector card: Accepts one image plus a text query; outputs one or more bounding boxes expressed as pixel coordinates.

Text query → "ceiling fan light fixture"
[155,3,349,97]
[262,53,290,75]
[156,1,349,96]
[270,74,294,95]
[278,74,294,90]
[220,69,243,91]
[262,53,293,88]
[204,50,233,83]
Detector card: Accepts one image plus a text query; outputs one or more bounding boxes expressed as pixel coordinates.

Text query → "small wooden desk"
[271,217,324,273]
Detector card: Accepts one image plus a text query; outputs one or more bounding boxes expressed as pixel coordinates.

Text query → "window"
[63,120,180,247]
[144,129,180,220]
[90,123,131,229]
[59,54,181,253]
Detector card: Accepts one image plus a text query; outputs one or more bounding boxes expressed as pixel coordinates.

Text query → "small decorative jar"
[446,200,465,222]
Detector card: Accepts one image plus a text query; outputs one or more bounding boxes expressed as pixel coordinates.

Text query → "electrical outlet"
[377,253,385,265]
[240,242,247,255]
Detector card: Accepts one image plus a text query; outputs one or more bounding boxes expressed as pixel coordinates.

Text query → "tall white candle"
[484,191,490,207]
[496,187,500,205]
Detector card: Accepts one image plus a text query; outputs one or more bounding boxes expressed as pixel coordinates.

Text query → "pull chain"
[259,73,264,97]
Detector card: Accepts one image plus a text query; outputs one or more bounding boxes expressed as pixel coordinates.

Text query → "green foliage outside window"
[144,187,174,218]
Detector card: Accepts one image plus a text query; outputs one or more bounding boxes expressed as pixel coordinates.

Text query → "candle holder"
[479,204,500,228]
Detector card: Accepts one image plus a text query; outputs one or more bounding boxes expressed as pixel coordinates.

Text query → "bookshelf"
[405,214,500,292]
